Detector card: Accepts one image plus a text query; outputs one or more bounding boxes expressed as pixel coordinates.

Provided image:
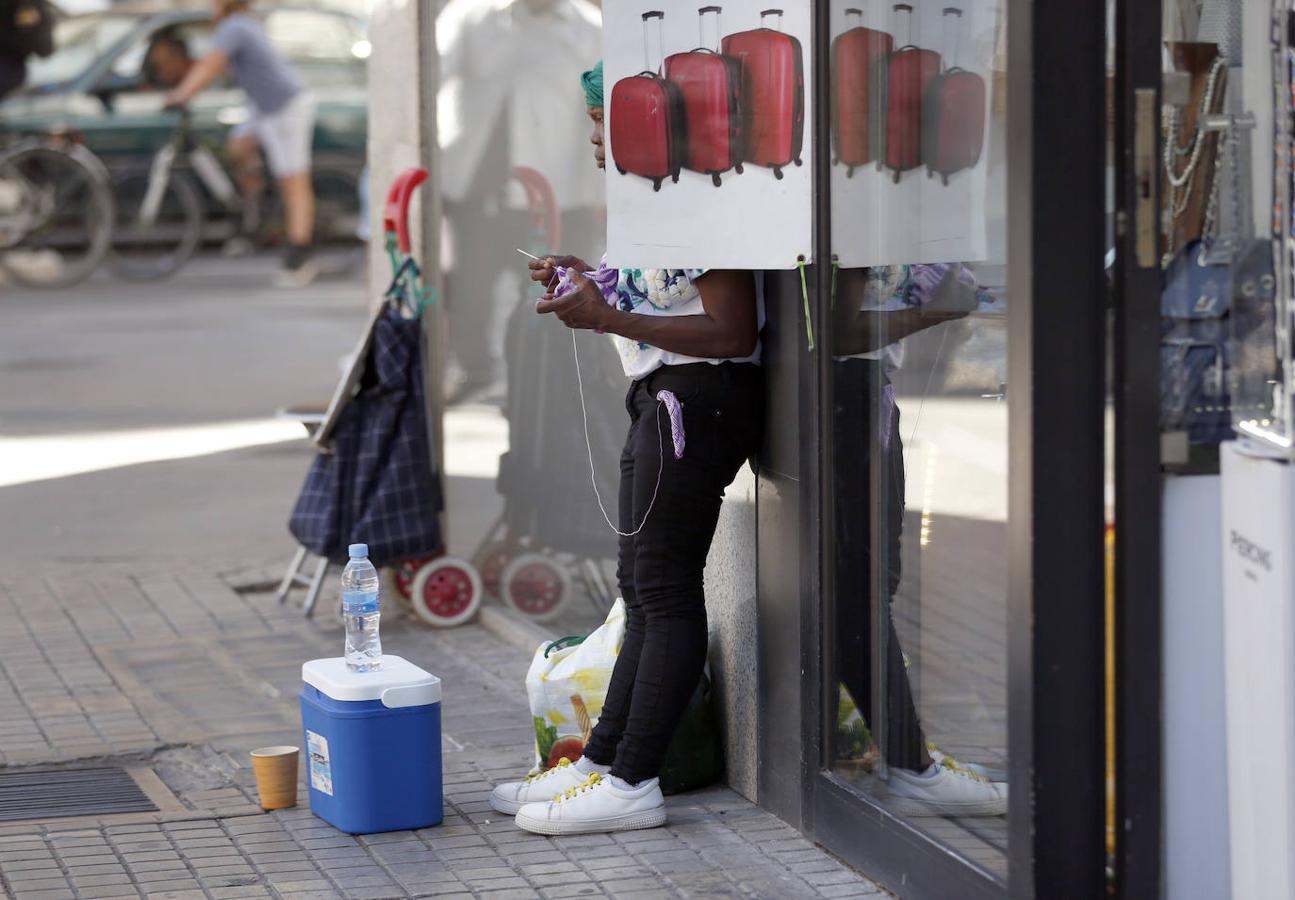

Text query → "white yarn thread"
[571,329,668,538]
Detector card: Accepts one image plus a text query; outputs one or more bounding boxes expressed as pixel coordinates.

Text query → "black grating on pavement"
[0,767,158,822]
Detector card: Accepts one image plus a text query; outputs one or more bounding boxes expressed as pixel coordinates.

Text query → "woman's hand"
[528,255,590,292]
[920,266,978,318]
[534,270,611,332]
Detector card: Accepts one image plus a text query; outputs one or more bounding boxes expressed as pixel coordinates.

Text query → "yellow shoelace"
[524,757,571,785]
[555,772,601,803]
[928,743,989,784]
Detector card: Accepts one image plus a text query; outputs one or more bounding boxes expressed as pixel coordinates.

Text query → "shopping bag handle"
[544,635,588,658]
[511,166,562,253]
[383,167,429,255]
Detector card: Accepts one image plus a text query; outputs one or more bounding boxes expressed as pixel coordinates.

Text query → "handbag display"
[1160,240,1234,445]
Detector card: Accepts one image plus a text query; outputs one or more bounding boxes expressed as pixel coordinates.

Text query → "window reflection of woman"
[830,264,1009,816]
[488,61,766,836]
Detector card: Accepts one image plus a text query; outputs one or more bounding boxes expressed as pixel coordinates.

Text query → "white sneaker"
[274,257,320,289]
[927,743,1008,783]
[514,773,667,835]
[885,763,1008,817]
[490,758,590,816]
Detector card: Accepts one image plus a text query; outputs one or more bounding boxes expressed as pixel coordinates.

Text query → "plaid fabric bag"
[289,305,444,566]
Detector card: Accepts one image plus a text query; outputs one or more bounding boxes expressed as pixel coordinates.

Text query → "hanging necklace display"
[1162,55,1228,264]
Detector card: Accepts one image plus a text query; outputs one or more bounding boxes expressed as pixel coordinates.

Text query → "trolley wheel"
[474,540,515,596]
[795,157,803,167]
[774,167,784,180]
[653,178,663,192]
[711,173,722,188]
[501,553,571,622]
[735,163,744,175]
[616,164,627,175]
[410,557,482,627]
[942,174,950,187]
[395,556,437,602]
[892,170,901,184]
[672,171,680,183]
[847,166,856,179]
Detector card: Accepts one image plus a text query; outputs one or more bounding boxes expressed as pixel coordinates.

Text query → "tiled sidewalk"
[0,567,885,899]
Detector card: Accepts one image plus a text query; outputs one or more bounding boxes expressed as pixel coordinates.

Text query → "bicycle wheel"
[0,141,114,289]
[110,166,204,282]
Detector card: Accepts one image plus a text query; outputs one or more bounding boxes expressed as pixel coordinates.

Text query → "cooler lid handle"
[381,681,442,709]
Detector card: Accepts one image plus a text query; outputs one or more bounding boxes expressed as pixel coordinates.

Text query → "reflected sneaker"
[886,762,1008,817]
[514,772,667,835]
[490,757,592,816]
[927,743,1008,783]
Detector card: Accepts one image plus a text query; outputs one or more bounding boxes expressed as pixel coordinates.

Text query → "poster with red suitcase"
[829,0,999,267]
[605,3,813,268]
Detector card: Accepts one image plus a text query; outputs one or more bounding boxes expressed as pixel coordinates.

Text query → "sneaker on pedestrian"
[513,772,667,835]
[885,761,1008,817]
[490,757,596,816]
[927,742,1008,783]
[276,243,319,288]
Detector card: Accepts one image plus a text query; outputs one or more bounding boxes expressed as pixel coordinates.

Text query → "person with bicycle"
[165,0,318,287]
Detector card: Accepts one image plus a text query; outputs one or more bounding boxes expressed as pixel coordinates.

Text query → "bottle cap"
[348,543,369,558]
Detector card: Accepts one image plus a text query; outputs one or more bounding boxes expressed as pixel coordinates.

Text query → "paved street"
[0,259,886,898]
[0,566,884,899]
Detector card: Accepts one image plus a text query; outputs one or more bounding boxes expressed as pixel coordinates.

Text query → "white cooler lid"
[302,655,441,708]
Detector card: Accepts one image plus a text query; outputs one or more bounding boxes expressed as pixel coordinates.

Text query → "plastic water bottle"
[342,543,382,672]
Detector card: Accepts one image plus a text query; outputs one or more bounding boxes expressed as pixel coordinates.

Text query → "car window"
[24,15,138,90]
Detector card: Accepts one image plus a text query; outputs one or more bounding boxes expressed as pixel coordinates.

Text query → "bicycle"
[110,107,240,282]
[111,107,361,281]
[0,130,115,289]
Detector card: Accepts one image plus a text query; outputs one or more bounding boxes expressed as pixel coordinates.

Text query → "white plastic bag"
[526,599,625,772]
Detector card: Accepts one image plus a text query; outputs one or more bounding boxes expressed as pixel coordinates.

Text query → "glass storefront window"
[824,0,1010,881]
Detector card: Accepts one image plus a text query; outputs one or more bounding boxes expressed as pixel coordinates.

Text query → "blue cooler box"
[300,655,443,834]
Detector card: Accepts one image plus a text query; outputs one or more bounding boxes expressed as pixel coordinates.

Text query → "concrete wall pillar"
[365,0,444,458]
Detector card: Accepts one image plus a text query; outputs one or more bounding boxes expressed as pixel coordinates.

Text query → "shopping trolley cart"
[277,167,483,627]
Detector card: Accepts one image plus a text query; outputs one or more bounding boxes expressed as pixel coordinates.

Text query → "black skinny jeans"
[582,362,763,784]
[832,358,932,773]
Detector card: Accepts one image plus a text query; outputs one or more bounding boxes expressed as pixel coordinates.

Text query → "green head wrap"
[581,60,603,109]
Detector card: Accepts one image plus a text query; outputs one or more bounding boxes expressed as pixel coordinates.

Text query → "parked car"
[0,4,369,238]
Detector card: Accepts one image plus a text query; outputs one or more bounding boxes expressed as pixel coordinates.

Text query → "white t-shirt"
[608,269,765,380]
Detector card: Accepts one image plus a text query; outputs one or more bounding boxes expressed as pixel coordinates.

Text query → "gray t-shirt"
[212,14,302,115]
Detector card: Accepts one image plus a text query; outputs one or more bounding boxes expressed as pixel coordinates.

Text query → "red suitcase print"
[610,11,687,192]
[664,6,744,187]
[831,7,893,177]
[722,8,804,179]
[871,3,940,183]
[922,7,985,184]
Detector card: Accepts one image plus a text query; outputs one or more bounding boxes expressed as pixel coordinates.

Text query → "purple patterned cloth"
[880,382,896,454]
[553,256,620,305]
[656,390,685,459]
[907,263,977,306]
[551,257,621,334]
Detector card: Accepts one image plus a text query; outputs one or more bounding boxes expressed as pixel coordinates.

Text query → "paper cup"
[250,745,299,810]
